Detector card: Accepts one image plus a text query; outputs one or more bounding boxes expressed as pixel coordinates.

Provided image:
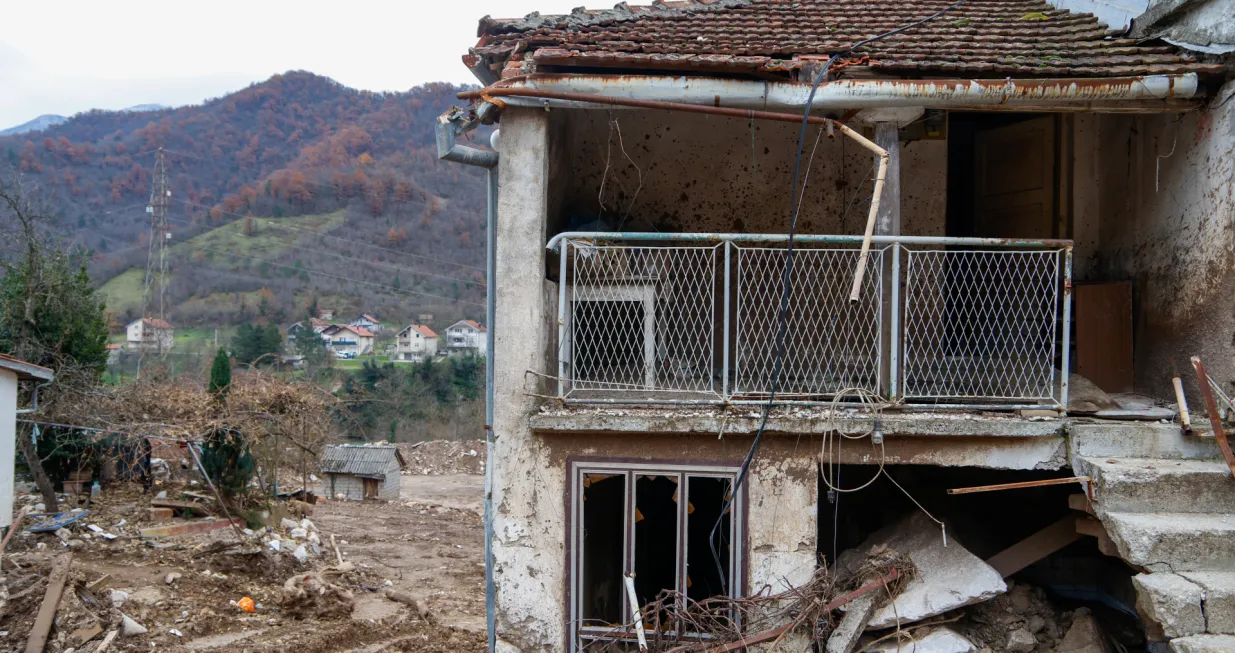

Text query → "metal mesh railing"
[563,241,718,398]
[901,248,1063,403]
[553,234,1070,409]
[734,246,883,398]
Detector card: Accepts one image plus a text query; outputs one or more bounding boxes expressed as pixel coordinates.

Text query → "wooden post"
[1191,357,1235,477]
[25,553,73,653]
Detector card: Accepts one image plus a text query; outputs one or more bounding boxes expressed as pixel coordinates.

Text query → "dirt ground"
[0,472,486,653]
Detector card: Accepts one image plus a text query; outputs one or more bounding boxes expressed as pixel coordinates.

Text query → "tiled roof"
[472,0,1223,79]
[0,352,54,381]
[453,319,487,332]
[406,324,438,338]
[139,318,173,329]
[320,444,406,476]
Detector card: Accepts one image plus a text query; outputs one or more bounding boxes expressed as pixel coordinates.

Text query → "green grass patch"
[179,210,346,274]
[99,268,157,317]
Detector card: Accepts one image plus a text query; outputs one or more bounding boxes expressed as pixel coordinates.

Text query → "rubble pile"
[399,439,486,475]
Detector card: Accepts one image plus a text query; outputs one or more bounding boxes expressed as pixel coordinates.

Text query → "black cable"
[707,0,972,596]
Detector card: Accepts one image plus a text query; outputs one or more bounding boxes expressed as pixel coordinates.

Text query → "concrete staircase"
[1072,423,1235,653]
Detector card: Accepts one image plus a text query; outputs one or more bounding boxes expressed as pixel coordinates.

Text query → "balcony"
[549,233,1073,410]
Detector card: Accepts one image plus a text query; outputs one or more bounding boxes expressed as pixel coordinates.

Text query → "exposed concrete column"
[857,108,919,399]
[489,107,564,652]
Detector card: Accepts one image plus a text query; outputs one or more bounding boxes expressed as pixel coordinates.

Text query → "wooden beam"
[986,516,1080,578]
[1067,493,1095,515]
[947,477,1092,495]
[1075,517,1121,558]
[1191,357,1235,477]
[25,553,73,653]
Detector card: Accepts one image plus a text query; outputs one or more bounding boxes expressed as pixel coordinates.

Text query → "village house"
[393,324,438,362]
[349,313,383,333]
[318,444,405,501]
[0,354,53,531]
[439,0,1235,651]
[124,318,173,351]
[321,324,374,356]
[284,317,333,344]
[444,319,487,357]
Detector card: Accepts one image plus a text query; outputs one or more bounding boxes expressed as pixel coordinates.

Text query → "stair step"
[1080,457,1235,514]
[1180,572,1235,635]
[1070,423,1222,461]
[1102,512,1235,572]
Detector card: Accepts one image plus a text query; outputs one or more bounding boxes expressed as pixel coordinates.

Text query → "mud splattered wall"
[1072,81,1235,399]
[550,109,946,237]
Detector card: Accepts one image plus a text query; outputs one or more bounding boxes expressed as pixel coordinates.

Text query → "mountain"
[0,72,490,332]
[0,114,68,136]
[122,104,169,113]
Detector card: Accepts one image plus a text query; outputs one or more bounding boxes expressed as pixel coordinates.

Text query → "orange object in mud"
[232,596,256,613]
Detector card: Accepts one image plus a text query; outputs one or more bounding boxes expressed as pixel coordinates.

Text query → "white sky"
[0,0,584,128]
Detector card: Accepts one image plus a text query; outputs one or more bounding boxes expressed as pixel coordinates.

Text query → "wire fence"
[552,235,1071,409]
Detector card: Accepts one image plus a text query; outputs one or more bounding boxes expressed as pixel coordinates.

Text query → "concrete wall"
[322,468,399,501]
[553,110,946,237]
[1072,81,1235,400]
[0,370,15,529]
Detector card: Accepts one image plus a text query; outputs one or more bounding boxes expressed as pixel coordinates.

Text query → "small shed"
[319,444,405,501]
[0,354,54,529]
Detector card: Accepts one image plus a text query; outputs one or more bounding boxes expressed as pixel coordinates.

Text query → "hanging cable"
[707,0,972,595]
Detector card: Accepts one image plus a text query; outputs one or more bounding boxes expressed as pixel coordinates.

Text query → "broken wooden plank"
[1075,517,1121,557]
[1191,357,1235,478]
[150,499,211,516]
[0,509,28,571]
[986,516,1081,578]
[25,553,73,653]
[1067,493,1095,515]
[947,477,1091,496]
[1174,376,1194,435]
[93,630,119,653]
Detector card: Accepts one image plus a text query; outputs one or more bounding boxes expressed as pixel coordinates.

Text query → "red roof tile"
[472,0,1223,79]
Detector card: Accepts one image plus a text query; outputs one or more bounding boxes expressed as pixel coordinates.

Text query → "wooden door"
[1076,282,1134,393]
[974,117,1056,238]
[363,478,379,500]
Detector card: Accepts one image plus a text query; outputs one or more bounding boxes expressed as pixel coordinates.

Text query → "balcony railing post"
[558,239,569,398]
[1060,245,1073,412]
[722,240,732,401]
[890,242,901,402]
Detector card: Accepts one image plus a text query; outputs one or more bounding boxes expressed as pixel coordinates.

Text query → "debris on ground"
[399,439,486,475]
[281,572,355,619]
[836,513,1007,629]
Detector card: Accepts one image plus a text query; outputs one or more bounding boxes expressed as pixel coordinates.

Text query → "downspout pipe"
[435,109,498,653]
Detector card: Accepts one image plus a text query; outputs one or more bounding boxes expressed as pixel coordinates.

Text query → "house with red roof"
[444,319,487,357]
[125,317,174,351]
[444,0,1234,650]
[321,324,375,356]
[394,324,438,362]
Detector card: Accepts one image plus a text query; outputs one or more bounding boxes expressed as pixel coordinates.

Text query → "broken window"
[571,463,743,650]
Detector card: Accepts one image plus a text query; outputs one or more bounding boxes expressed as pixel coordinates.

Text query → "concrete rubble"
[837,513,1006,630]
[867,627,978,653]
[1134,573,1206,638]
[1057,615,1114,653]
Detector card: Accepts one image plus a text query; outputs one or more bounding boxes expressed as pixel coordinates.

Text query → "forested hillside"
[0,72,489,329]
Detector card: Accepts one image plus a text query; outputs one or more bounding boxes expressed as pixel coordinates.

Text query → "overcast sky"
[1,0,584,128]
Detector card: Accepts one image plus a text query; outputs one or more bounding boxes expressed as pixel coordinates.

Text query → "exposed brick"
[147,507,174,522]
[140,518,241,539]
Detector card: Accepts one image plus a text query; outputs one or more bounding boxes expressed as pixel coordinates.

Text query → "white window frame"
[568,460,745,652]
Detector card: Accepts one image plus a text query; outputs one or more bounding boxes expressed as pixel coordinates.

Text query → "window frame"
[566,458,747,652]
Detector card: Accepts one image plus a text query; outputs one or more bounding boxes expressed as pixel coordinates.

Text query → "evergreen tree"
[200,427,255,500]
[208,348,231,398]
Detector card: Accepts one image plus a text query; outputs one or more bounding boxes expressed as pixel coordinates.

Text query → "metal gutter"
[464,73,1200,112]
[434,109,498,653]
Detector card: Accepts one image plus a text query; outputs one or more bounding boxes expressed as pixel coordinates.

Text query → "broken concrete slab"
[1134,573,1205,638]
[867,627,977,653]
[1170,634,1235,653]
[1179,572,1235,635]
[1057,614,1113,653]
[836,513,1006,629]
[825,594,876,653]
[1104,512,1235,571]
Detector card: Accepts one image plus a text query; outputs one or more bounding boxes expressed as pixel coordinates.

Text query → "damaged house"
[438,0,1235,651]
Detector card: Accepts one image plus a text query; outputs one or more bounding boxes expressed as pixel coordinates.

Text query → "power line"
[183,240,482,307]
[161,213,485,288]
[173,198,484,272]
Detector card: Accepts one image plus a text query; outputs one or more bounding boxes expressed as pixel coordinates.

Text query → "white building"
[0,354,53,529]
[322,325,375,356]
[393,324,438,362]
[444,320,487,357]
[318,444,405,500]
[350,314,383,333]
[125,318,174,351]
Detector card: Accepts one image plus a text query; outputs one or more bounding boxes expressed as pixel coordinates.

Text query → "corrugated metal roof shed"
[320,445,406,477]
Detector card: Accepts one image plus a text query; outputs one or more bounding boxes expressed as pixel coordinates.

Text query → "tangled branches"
[583,551,915,652]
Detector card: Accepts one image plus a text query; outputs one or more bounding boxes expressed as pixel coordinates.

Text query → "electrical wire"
[707,0,972,595]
